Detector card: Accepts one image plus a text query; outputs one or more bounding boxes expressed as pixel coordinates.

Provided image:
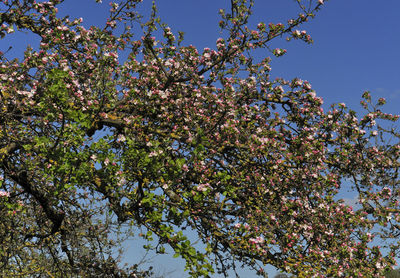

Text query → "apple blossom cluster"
[0,190,9,197]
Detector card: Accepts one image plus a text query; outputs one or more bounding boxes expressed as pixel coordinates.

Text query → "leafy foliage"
[1,0,400,277]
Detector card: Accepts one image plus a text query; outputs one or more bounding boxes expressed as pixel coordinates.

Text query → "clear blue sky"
[3,0,400,277]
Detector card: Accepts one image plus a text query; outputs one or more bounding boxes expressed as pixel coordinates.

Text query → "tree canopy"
[1,0,400,277]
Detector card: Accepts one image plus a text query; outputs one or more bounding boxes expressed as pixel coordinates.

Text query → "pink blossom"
[196,183,209,192]
[117,134,126,142]
[0,191,10,197]
[104,158,110,166]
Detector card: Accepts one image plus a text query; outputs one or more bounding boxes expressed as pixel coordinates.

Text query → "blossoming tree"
[1,0,400,276]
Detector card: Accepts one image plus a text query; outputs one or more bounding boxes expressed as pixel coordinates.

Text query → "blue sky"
[2,0,400,277]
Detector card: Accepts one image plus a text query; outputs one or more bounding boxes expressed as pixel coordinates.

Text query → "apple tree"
[1,0,400,277]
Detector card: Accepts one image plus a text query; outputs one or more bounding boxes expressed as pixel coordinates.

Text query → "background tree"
[385,268,400,278]
[274,274,292,278]
[1,0,400,277]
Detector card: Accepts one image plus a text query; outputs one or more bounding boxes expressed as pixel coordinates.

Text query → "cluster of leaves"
[1,0,400,277]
